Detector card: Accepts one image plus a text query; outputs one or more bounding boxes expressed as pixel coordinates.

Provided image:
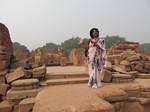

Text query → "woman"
[80,28,106,88]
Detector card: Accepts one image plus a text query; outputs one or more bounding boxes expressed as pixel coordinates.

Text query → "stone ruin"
[69,48,86,66]
[31,47,67,66]
[13,45,30,61]
[0,23,47,112]
[0,23,150,112]
[101,40,150,83]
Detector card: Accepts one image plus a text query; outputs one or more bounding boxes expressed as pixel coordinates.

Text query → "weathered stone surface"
[0,23,13,71]
[112,83,140,97]
[6,89,39,100]
[0,84,9,96]
[144,63,150,70]
[58,100,115,112]
[141,92,150,98]
[112,73,133,83]
[0,100,13,112]
[33,84,114,112]
[6,67,25,83]
[127,71,138,77]
[118,101,150,112]
[69,48,86,66]
[112,101,125,112]
[0,70,7,84]
[120,60,130,66]
[112,73,133,78]
[13,42,30,61]
[101,69,112,82]
[96,86,128,102]
[60,57,67,66]
[137,97,150,105]
[19,97,36,112]
[112,65,126,73]
[127,54,141,62]
[24,69,32,78]
[107,41,140,55]
[32,64,46,78]
[11,79,39,90]
[137,73,150,79]
[104,61,112,70]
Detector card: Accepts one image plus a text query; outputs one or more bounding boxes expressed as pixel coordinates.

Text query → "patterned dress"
[87,37,106,87]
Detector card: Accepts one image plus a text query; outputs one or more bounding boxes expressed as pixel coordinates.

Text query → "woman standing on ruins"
[80,28,106,88]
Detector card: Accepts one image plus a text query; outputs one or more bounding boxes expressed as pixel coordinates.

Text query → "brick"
[6,89,40,100]
[11,79,39,91]
[32,65,46,78]
[0,70,7,84]
[101,69,112,82]
[6,67,25,83]
[0,84,9,96]
[19,97,36,112]
[0,100,13,112]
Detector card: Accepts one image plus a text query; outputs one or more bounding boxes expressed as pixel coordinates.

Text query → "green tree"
[61,37,88,55]
[140,43,150,53]
[42,43,60,49]
[104,35,126,48]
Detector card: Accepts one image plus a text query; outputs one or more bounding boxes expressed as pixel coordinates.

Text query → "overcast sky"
[0,0,150,50]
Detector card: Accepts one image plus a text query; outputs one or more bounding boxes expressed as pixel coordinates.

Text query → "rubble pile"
[0,23,46,112]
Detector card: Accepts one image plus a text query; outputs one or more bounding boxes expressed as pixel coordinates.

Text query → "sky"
[0,0,150,50]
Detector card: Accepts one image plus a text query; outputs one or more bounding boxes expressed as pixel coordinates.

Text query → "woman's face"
[92,30,99,38]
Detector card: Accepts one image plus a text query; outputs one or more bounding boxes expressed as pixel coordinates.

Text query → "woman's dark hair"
[90,28,99,38]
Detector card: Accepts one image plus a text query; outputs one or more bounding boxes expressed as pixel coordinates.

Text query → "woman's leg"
[88,63,93,87]
[96,67,102,88]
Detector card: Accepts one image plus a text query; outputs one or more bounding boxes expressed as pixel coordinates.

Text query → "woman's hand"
[79,38,84,44]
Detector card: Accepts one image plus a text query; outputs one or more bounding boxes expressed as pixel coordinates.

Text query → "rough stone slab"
[104,61,112,70]
[144,63,150,70]
[112,65,127,73]
[32,65,46,78]
[6,89,40,100]
[112,101,125,112]
[0,70,7,84]
[112,73,133,79]
[0,74,5,84]
[32,84,115,112]
[0,84,9,96]
[19,97,36,112]
[137,73,150,79]
[127,54,141,62]
[113,83,140,97]
[6,67,25,83]
[0,100,13,112]
[46,77,88,85]
[101,69,112,82]
[112,78,133,83]
[11,84,39,91]
[11,79,39,87]
[0,60,8,71]
[96,86,128,102]
[137,97,150,105]
[127,71,138,78]
[24,69,32,78]
[58,100,115,112]
[141,92,150,98]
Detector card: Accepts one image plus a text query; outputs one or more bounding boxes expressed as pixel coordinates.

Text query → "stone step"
[112,73,134,83]
[46,72,88,80]
[137,74,150,79]
[46,77,89,86]
[11,79,39,90]
[6,89,40,101]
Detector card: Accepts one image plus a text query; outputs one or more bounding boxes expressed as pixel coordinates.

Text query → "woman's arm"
[79,38,90,50]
